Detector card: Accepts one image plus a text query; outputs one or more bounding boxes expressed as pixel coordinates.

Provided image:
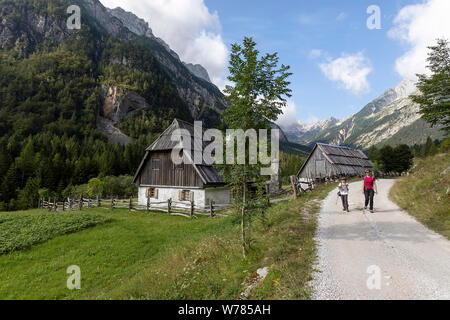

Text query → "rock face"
[283,79,444,148]
[107,7,154,38]
[100,85,149,124]
[183,63,212,83]
[107,7,181,62]
[0,8,76,55]
[79,0,226,117]
[96,116,134,145]
[107,6,213,85]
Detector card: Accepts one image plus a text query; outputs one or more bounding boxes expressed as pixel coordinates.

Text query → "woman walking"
[362,169,378,213]
[338,177,350,212]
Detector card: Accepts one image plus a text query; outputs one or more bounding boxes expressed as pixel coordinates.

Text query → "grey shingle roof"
[134,119,224,186]
[317,143,373,168]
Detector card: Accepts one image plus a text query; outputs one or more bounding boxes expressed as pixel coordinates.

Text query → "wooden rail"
[38,195,230,219]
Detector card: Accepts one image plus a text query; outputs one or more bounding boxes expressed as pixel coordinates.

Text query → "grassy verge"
[390,153,450,239]
[0,183,336,300]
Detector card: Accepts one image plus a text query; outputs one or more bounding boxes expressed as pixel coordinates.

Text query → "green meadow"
[0,183,336,300]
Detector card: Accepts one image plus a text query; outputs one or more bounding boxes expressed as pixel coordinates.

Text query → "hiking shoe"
[364,206,367,210]
[347,209,350,212]
[370,209,374,213]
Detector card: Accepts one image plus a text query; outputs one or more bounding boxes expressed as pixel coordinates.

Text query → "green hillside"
[390,151,450,239]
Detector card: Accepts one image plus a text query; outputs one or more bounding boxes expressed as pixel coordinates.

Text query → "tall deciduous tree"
[412,39,450,133]
[221,37,292,258]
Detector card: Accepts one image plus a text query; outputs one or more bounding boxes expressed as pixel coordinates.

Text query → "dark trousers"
[341,194,348,210]
[364,188,374,210]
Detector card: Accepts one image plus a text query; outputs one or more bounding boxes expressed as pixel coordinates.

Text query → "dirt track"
[312,179,450,300]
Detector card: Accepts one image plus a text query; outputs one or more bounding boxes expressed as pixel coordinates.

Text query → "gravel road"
[311,179,450,300]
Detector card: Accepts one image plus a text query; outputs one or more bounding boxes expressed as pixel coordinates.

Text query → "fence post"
[62,198,65,211]
[190,200,194,219]
[210,200,214,218]
[290,176,298,199]
[147,194,150,212]
[168,198,172,214]
[97,195,100,208]
[111,197,115,209]
[53,197,57,212]
[79,195,83,211]
[38,197,41,209]
[48,197,51,211]
[69,198,73,211]
[129,197,133,211]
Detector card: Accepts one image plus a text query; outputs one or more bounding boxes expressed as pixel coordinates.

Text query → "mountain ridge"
[283,79,444,148]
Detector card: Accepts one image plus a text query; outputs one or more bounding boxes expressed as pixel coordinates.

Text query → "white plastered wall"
[138,186,231,209]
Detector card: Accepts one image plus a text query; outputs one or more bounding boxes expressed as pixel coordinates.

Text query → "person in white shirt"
[338,177,350,212]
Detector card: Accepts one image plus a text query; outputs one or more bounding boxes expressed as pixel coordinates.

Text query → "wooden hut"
[133,119,230,209]
[297,143,373,183]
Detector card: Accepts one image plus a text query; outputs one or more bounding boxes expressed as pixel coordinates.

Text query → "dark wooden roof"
[133,119,224,186]
[297,143,373,177]
[146,119,207,152]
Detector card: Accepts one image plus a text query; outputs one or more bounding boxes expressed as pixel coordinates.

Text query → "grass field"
[0,212,111,254]
[0,183,336,300]
[390,153,450,240]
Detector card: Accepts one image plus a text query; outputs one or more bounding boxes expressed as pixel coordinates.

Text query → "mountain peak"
[183,63,212,83]
[392,79,418,100]
[105,5,212,84]
[107,7,154,38]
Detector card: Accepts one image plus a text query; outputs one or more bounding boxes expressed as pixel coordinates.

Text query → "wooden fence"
[38,196,230,219]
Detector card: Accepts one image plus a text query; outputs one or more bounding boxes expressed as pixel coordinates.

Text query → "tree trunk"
[241,178,247,259]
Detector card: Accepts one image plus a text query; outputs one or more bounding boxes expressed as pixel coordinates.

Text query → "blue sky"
[206,0,425,125]
[101,0,450,127]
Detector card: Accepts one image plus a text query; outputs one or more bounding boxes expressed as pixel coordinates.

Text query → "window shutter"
[155,189,158,199]
[179,190,183,201]
[145,188,149,198]
[189,191,194,202]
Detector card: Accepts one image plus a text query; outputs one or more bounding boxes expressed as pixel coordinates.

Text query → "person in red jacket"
[362,169,378,213]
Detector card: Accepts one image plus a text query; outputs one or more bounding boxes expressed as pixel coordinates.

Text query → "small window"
[179,190,193,201]
[146,188,158,199]
[152,159,161,170]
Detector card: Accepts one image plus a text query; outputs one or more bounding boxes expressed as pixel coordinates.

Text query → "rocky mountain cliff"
[283,80,444,148]
[77,0,224,118]
[107,6,213,85]
[0,0,227,145]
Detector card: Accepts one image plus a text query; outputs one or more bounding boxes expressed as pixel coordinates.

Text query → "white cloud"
[276,100,299,128]
[302,115,319,126]
[319,52,372,95]
[100,0,228,88]
[388,0,450,80]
